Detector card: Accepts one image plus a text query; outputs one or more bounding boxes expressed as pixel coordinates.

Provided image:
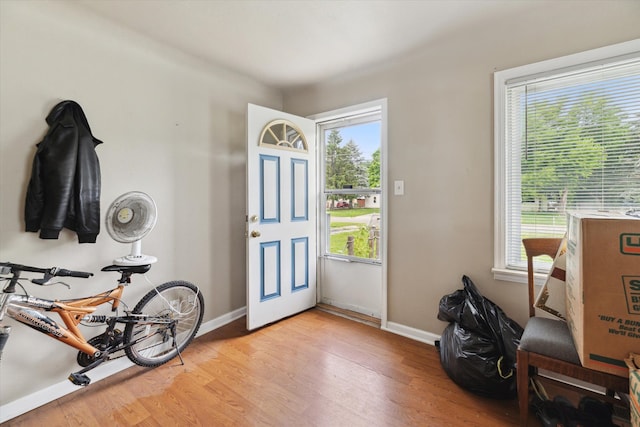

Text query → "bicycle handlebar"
[52,268,93,279]
[0,262,49,275]
[1,262,93,286]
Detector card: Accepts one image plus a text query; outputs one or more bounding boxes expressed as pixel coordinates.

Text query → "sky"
[336,121,381,161]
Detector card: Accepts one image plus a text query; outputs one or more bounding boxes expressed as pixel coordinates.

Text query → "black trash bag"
[436,275,524,399]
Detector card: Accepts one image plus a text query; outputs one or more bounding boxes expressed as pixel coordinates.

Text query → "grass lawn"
[326,208,380,257]
[522,212,566,226]
[329,230,375,258]
[330,231,350,254]
[330,221,359,228]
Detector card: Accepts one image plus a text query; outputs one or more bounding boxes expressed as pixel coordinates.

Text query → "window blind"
[504,57,640,271]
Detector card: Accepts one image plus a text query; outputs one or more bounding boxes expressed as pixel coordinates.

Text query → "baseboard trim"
[383,321,441,346]
[198,306,246,336]
[0,306,247,423]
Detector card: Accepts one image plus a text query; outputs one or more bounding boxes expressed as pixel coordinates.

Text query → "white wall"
[2,0,640,419]
[283,1,640,336]
[0,0,281,408]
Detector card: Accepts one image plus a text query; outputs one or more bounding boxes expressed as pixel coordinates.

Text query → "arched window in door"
[259,119,308,151]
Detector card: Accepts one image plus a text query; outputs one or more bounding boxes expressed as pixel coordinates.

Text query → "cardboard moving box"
[566,211,640,377]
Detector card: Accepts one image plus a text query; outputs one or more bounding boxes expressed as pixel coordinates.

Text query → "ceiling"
[76,0,540,89]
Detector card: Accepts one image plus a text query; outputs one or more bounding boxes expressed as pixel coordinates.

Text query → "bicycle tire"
[124,280,204,368]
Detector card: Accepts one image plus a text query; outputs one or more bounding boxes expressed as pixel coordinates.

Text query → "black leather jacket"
[25,101,103,243]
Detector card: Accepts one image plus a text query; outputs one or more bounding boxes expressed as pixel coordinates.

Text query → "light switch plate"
[394,180,404,196]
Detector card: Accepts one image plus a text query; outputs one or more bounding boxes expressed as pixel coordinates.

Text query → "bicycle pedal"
[68,372,91,386]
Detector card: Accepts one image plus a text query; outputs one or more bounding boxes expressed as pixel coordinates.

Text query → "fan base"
[113,254,158,266]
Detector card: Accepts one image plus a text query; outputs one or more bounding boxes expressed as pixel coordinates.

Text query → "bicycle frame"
[0,262,201,387]
[0,286,125,357]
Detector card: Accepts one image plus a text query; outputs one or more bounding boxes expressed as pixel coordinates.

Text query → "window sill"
[492,267,548,286]
[323,255,381,266]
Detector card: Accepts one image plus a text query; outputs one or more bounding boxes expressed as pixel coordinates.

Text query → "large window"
[494,41,640,281]
[319,110,382,263]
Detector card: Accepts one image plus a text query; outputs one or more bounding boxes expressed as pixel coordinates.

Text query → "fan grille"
[106,192,157,243]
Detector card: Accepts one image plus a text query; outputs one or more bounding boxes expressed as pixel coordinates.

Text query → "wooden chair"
[517,238,629,426]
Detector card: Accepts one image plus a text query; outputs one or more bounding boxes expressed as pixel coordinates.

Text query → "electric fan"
[105,191,158,266]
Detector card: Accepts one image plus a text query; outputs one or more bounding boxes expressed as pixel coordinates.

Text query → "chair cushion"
[519,317,581,365]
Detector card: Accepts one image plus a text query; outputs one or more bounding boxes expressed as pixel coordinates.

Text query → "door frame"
[308,98,388,328]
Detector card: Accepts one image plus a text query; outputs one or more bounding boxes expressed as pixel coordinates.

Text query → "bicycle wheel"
[124,280,204,367]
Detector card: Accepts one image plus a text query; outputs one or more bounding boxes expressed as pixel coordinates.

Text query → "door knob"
[251,230,261,238]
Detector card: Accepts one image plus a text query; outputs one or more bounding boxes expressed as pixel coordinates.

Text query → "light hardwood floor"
[3,309,532,426]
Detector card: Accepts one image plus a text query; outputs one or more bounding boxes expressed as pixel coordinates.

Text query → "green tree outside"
[522,93,640,212]
[368,149,380,188]
[324,127,381,260]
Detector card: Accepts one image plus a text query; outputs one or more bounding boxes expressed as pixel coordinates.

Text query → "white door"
[246,104,316,330]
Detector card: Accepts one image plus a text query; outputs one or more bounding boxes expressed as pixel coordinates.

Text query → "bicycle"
[0,262,204,386]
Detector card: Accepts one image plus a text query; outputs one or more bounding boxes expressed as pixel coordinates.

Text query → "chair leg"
[605,388,615,413]
[517,349,530,427]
